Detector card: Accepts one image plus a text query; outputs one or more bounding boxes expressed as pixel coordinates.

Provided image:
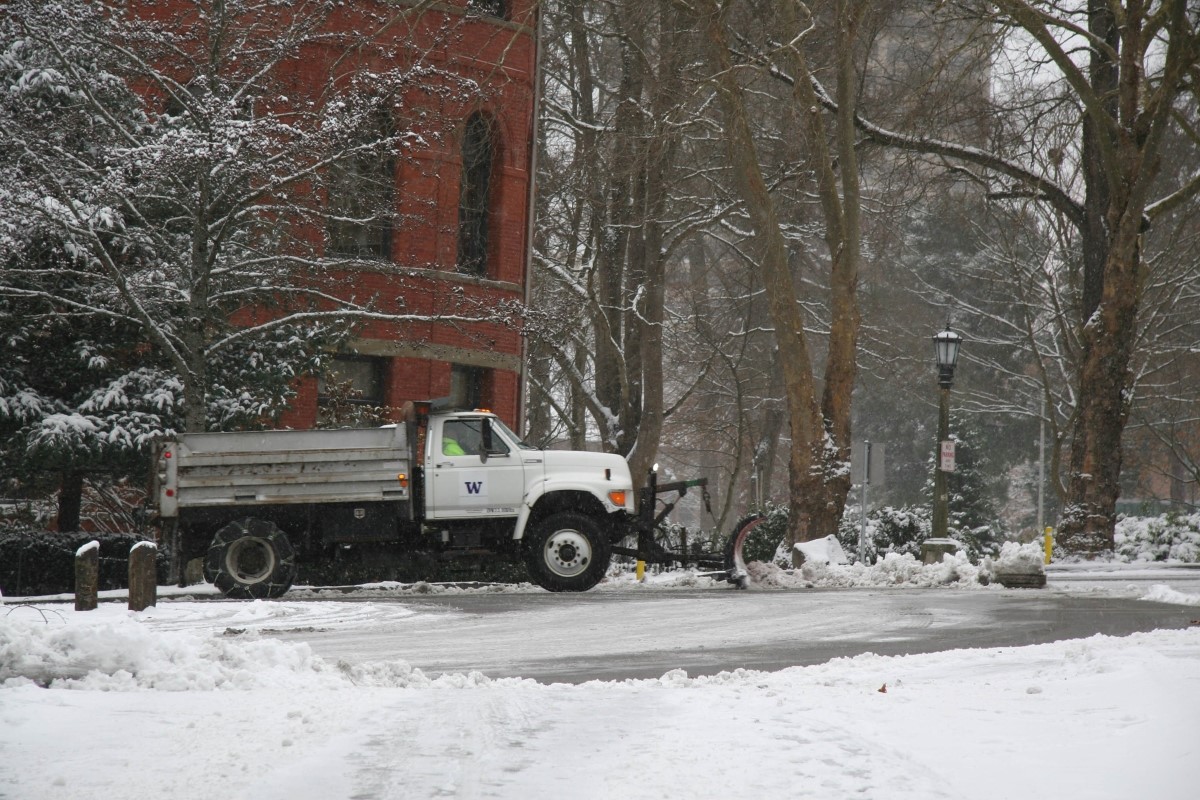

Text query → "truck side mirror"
[479,419,492,463]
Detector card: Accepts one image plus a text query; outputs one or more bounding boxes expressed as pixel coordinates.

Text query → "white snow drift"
[2,588,1198,800]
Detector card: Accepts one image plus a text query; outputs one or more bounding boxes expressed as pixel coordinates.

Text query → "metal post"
[1037,394,1045,534]
[637,466,658,582]
[924,325,961,565]
[932,386,951,539]
[858,440,871,564]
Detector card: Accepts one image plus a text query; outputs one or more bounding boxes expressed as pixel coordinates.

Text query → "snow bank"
[3,621,1197,800]
[745,550,983,589]
[291,580,544,599]
[986,540,1046,574]
[792,533,849,565]
[1141,584,1200,607]
[0,612,518,691]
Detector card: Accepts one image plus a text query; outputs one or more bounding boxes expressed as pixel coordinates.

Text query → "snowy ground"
[2,561,1199,799]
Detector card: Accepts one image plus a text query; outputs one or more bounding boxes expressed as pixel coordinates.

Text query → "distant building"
[134,0,535,429]
[264,0,538,429]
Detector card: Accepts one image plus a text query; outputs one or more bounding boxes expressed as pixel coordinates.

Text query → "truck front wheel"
[524,512,611,592]
[204,518,296,599]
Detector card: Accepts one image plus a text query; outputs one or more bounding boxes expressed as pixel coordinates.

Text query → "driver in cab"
[442,420,482,456]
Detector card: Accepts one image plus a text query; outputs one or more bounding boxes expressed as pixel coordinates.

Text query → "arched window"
[457,113,497,276]
[327,110,394,260]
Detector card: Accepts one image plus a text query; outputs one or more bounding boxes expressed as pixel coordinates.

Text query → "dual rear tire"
[204,517,296,599]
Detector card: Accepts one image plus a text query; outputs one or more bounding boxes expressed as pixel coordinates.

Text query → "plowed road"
[252,581,1197,683]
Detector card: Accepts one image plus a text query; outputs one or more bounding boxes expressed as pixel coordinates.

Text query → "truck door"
[427,416,526,520]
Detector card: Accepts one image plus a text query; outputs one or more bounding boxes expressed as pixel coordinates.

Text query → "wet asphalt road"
[272,585,1198,683]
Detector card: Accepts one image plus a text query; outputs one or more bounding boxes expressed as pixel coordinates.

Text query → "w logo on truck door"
[458,475,487,499]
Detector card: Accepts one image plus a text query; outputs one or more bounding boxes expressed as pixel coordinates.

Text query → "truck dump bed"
[160,426,411,511]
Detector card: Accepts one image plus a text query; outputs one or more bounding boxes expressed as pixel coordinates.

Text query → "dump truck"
[151,401,727,597]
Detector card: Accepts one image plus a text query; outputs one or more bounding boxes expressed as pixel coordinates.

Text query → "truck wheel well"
[528,492,606,528]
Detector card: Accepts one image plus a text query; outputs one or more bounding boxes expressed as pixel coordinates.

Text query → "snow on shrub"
[1114,513,1200,563]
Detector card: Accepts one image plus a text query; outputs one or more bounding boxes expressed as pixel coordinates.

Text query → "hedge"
[0,526,166,598]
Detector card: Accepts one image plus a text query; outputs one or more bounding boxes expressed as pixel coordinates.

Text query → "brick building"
[264,0,540,429]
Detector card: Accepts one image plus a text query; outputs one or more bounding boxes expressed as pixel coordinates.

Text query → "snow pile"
[291,580,544,599]
[985,540,1046,575]
[1141,584,1200,607]
[599,569,730,590]
[2,616,1198,800]
[0,613,507,691]
[791,533,849,565]
[744,550,982,589]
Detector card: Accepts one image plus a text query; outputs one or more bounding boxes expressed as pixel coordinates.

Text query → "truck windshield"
[492,418,538,450]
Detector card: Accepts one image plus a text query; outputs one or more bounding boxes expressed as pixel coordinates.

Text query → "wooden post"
[128,541,158,612]
[75,540,100,611]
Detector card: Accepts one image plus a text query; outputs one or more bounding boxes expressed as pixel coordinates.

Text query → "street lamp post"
[924,326,962,564]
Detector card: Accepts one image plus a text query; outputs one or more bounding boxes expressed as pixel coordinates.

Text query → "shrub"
[837,505,931,563]
[1114,513,1200,563]
[0,525,165,597]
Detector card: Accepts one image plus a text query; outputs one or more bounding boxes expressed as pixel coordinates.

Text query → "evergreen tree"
[0,2,344,526]
[1,0,443,437]
[926,414,1004,559]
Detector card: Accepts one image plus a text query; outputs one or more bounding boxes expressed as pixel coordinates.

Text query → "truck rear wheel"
[524,512,610,592]
[204,518,296,599]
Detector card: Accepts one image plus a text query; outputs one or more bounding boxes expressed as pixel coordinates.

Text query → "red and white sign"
[939,440,956,472]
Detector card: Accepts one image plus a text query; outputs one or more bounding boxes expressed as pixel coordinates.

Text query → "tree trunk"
[524,334,555,446]
[593,3,646,432]
[1058,0,1122,554]
[57,470,84,532]
[625,8,681,486]
[785,0,865,541]
[1060,222,1142,552]
[1056,0,1189,554]
[697,0,825,553]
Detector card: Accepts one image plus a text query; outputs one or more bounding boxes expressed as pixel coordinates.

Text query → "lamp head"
[933,326,962,387]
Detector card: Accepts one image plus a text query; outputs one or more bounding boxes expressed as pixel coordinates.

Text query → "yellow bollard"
[1043,527,1054,564]
[636,560,646,582]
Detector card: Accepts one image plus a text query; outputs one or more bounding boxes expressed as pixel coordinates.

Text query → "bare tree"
[681,0,875,551]
[529,0,702,484]
[802,0,1200,552]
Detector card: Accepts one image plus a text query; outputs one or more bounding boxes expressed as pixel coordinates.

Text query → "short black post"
[128,541,158,612]
[75,540,100,611]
